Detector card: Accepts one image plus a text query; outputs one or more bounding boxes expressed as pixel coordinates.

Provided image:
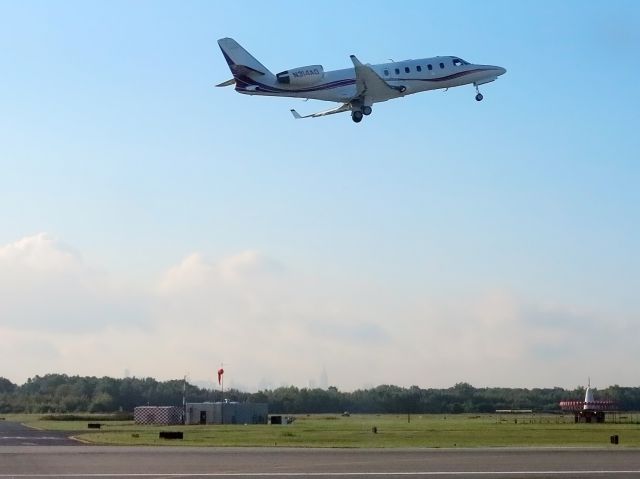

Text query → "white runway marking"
[2,472,640,477]
[0,436,68,440]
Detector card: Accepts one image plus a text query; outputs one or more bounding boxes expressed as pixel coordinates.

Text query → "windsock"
[217,368,224,385]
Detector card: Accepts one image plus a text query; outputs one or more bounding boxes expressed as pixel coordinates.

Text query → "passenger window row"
[383,59,465,77]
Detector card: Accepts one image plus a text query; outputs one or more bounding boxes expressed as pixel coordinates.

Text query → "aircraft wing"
[290,103,352,119]
[350,55,405,101]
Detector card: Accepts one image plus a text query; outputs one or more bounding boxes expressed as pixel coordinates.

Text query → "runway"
[0,420,78,446]
[2,445,640,478]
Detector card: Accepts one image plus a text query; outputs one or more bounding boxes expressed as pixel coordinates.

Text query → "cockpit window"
[452,58,469,66]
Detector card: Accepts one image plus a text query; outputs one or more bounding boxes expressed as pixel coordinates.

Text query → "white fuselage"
[234,56,506,104]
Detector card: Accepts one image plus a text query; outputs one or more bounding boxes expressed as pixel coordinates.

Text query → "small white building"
[185,402,268,425]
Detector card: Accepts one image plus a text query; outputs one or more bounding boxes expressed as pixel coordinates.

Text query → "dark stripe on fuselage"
[235,75,356,94]
[383,67,499,84]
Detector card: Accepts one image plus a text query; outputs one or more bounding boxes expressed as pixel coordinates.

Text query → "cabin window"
[427,64,433,71]
[416,65,422,72]
[384,69,389,76]
[395,68,400,75]
[405,66,410,73]
[453,58,464,67]
[439,62,444,69]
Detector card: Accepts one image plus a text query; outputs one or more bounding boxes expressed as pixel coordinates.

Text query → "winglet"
[350,55,363,68]
[290,109,303,120]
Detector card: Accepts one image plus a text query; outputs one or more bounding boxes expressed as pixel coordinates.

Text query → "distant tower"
[319,366,328,390]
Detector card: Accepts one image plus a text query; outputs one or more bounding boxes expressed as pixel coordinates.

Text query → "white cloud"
[1,233,638,389]
[0,233,145,332]
[0,232,81,272]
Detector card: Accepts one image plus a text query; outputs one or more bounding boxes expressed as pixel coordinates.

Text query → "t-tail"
[216,38,274,89]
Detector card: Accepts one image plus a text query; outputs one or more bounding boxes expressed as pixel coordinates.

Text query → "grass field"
[8,413,640,448]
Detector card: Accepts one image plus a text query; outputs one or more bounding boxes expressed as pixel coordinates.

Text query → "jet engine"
[276,65,324,86]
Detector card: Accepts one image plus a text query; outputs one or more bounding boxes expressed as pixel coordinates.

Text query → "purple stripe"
[237,76,356,94]
[385,68,498,83]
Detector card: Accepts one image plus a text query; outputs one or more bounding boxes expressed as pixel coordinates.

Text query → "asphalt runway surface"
[0,420,78,446]
[1,421,640,478]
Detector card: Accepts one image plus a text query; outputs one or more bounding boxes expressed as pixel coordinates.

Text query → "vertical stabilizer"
[584,381,595,410]
[217,38,273,77]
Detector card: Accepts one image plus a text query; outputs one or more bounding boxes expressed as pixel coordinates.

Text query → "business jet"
[216,38,506,123]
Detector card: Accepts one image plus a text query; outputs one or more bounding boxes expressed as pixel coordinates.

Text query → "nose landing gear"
[474,83,484,102]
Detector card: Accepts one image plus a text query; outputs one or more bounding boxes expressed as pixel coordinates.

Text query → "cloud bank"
[0,234,637,389]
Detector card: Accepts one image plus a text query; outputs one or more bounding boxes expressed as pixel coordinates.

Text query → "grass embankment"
[9,413,640,448]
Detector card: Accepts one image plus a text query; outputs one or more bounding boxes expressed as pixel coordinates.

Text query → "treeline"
[1,374,639,414]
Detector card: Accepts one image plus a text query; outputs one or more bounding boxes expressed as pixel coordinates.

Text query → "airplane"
[216,37,506,123]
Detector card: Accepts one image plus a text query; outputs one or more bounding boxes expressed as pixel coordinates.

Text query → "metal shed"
[185,402,268,425]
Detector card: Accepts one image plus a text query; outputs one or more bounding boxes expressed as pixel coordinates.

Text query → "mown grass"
[9,413,640,448]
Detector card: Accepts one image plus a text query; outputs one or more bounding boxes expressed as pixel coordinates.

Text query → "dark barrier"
[610,435,619,444]
[159,431,183,439]
[87,423,101,429]
[270,416,282,425]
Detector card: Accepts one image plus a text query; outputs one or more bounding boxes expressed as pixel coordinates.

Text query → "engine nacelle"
[276,65,324,86]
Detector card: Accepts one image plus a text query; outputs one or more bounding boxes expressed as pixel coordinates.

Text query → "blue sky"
[0,1,638,389]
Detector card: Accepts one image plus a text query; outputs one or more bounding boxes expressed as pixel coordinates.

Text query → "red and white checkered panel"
[134,406,183,425]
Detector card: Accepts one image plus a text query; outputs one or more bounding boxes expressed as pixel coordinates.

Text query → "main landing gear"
[474,83,484,102]
[351,105,372,123]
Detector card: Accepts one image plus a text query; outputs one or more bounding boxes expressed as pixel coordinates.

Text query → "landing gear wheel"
[362,106,372,116]
[475,93,484,102]
[352,111,363,123]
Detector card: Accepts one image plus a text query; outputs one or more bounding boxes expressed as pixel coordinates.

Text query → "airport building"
[185,402,268,425]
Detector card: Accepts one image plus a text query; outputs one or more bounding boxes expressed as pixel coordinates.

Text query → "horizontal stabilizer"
[216,78,236,87]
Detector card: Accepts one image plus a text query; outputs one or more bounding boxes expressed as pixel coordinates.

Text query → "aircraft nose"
[497,66,507,76]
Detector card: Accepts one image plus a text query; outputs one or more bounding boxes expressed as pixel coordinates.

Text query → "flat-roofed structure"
[185,402,268,425]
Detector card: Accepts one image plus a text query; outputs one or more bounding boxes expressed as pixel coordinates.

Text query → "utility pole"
[182,374,188,424]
